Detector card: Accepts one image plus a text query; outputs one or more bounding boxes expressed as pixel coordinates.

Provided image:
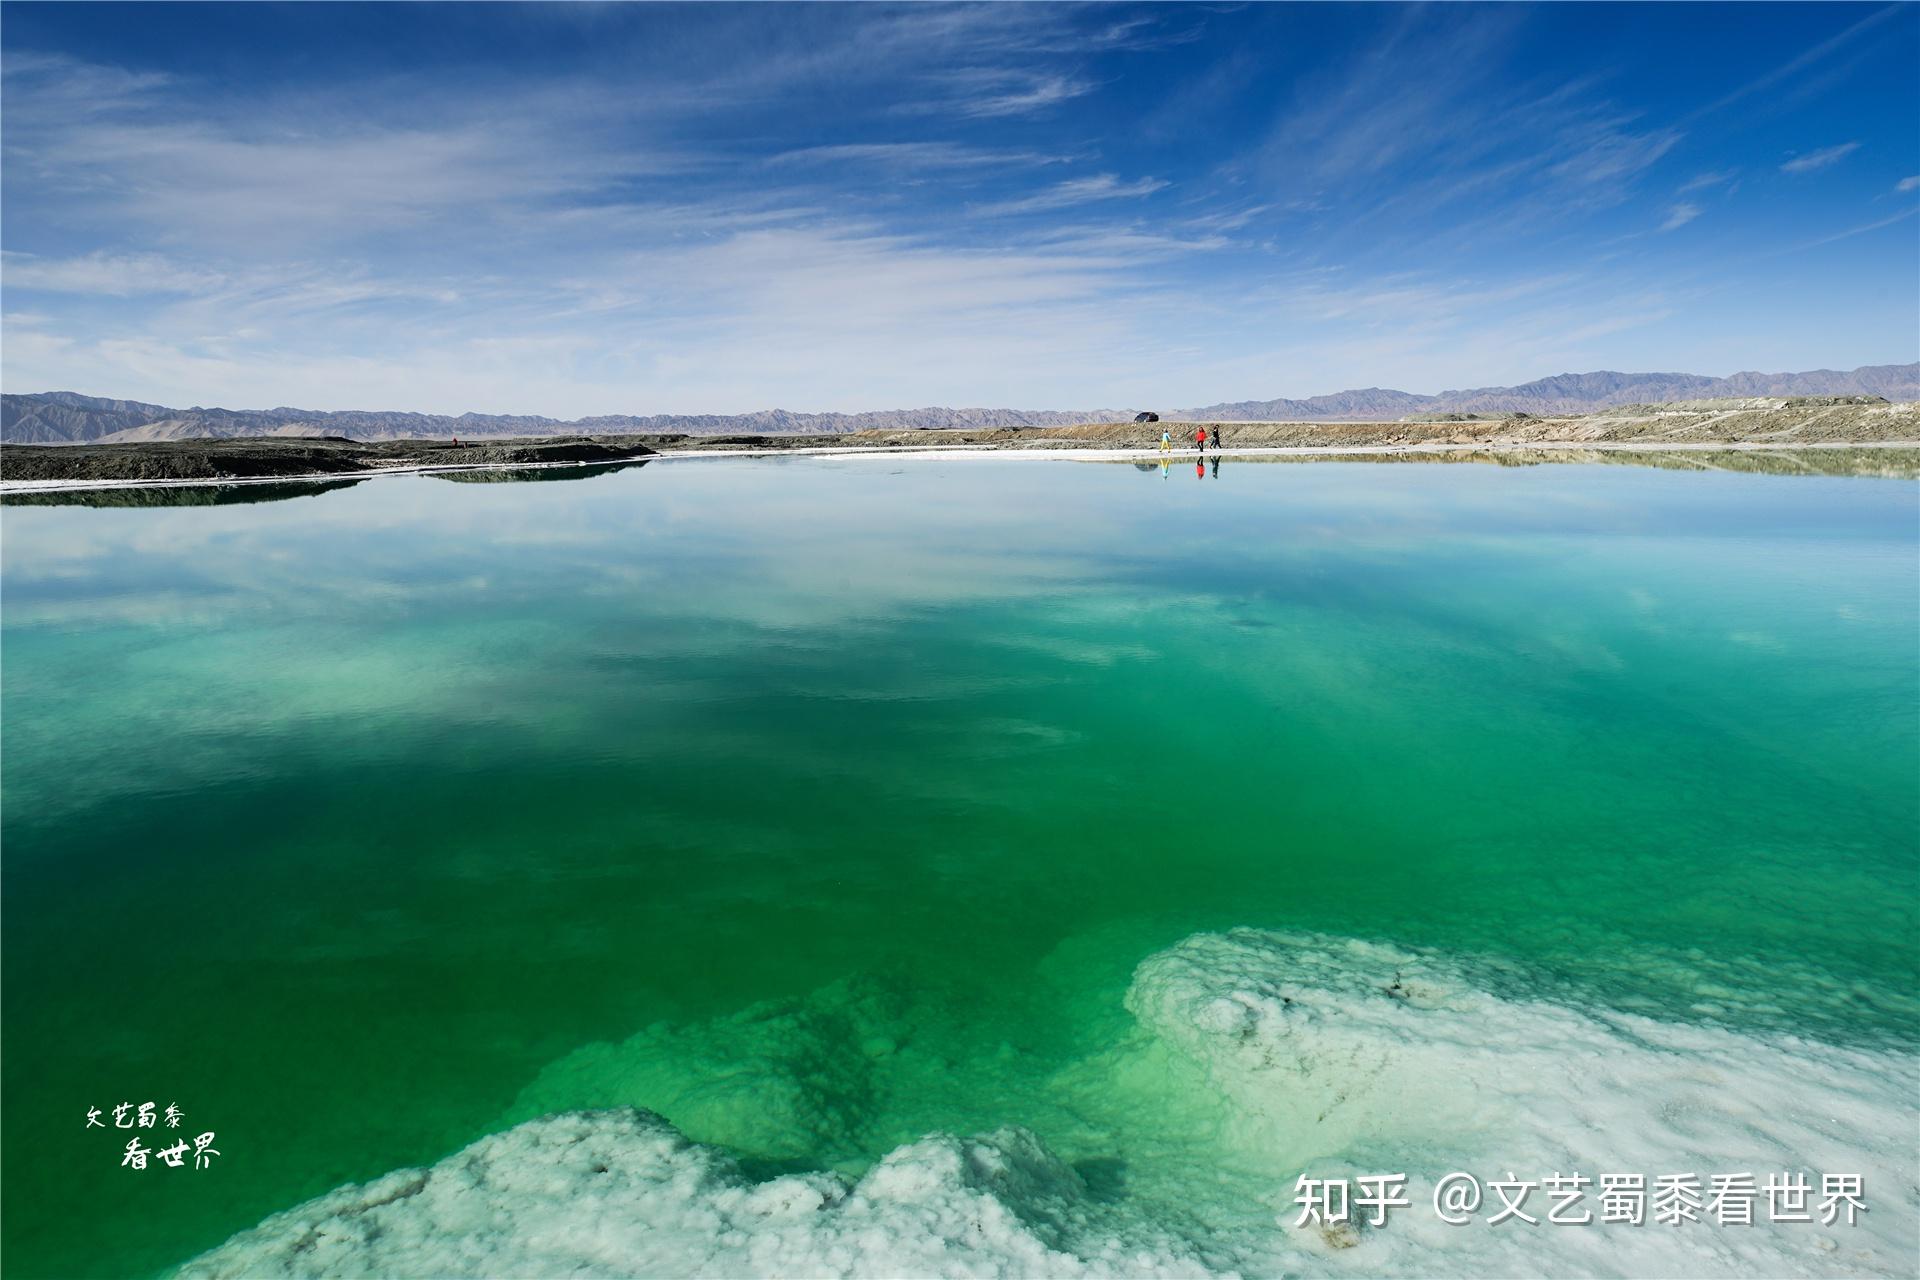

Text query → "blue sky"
[2,2,1915,415]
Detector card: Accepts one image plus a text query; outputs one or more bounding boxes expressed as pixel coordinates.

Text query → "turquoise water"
[3,456,1916,1277]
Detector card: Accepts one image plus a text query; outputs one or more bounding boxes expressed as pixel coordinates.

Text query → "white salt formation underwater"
[179,931,1917,1279]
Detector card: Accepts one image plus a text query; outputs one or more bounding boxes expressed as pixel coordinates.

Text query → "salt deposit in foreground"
[178,930,1918,1279]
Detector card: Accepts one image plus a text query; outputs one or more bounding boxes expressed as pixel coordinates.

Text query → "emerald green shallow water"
[3,457,1916,1277]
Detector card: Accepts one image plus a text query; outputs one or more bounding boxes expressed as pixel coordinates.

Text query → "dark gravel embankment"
[0,436,659,484]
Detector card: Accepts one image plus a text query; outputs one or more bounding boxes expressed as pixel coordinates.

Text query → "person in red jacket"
[1195,426,1208,453]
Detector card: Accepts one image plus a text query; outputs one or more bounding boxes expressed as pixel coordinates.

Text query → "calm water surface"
[3,457,1915,1277]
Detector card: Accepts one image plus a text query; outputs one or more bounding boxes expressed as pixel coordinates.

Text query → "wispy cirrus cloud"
[1780,141,1860,174]
[0,48,171,112]
[1659,203,1701,232]
[1251,9,1687,258]
[4,101,679,251]
[1544,114,1682,188]
[942,71,1096,119]
[1,250,227,296]
[1688,4,1902,120]
[1789,205,1919,252]
[970,174,1168,217]
[1678,169,1737,193]
[767,142,1068,170]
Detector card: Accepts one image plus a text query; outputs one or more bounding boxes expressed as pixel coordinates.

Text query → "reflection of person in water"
[1161,459,1170,479]
[1196,459,1205,479]
[1210,454,1220,479]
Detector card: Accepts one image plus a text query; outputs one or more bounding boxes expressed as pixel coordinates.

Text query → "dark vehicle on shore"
[1134,411,1159,423]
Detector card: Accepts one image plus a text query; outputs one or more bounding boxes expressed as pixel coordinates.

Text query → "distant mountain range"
[4,363,1914,444]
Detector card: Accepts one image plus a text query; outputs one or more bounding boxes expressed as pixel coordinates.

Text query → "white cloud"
[1252,11,1687,252]
[1780,142,1860,174]
[947,72,1095,118]
[11,117,665,248]
[1659,203,1701,232]
[1547,118,1682,188]
[1690,7,1899,120]
[1,220,1196,414]
[1677,169,1737,193]
[1897,176,1919,193]
[767,143,1065,170]
[0,49,172,114]
[1179,204,1276,233]
[970,175,1168,217]
[1789,205,1919,252]
[1022,227,1226,260]
[2,251,227,296]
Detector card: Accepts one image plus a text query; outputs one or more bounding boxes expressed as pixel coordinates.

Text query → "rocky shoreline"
[0,435,662,484]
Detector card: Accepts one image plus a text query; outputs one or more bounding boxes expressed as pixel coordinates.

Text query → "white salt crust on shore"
[178,930,1917,1279]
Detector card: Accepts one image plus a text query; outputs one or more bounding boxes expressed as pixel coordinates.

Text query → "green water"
[3,457,1915,1278]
